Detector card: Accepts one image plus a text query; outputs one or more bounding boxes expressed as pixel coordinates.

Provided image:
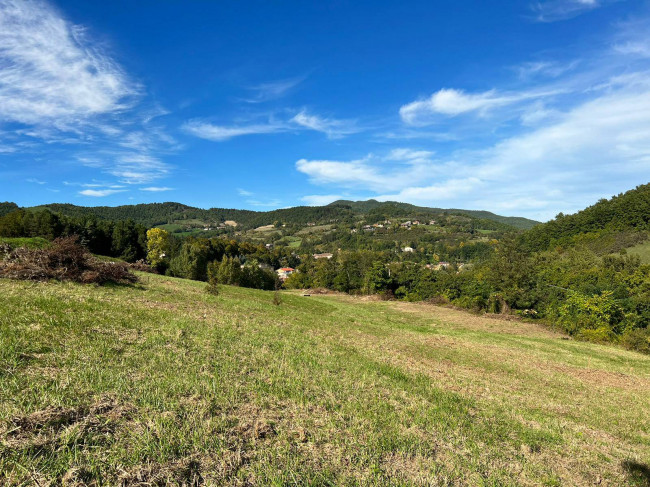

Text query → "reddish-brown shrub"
[0,236,137,285]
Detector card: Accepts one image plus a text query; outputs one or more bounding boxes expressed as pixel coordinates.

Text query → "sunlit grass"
[0,274,648,485]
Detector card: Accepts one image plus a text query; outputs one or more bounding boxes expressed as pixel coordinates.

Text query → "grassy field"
[0,237,50,249]
[0,274,649,486]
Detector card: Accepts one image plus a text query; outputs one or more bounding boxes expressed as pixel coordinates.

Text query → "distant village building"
[429,220,437,225]
[265,243,273,249]
[313,253,333,260]
[400,221,412,228]
[402,246,415,253]
[276,267,295,280]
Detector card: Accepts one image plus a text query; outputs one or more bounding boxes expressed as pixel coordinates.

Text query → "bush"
[205,260,220,295]
[0,236,137,285]
[621,328,650,354]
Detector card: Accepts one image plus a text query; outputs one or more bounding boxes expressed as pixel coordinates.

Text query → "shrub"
[0,236,137,285]
[558,290,625,336]
[621,328,650,354]
[205,260,220,296]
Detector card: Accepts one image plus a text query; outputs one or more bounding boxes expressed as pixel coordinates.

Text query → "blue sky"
[0,0,649,220]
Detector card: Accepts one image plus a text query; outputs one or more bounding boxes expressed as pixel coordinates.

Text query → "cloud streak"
[0,0,138,126]
[184,109,360,141]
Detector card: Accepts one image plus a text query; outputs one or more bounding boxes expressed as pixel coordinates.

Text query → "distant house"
[400,221,412,228]
[276,267,295,280]
[265,243,273,249]
[429,220,437,225]
[412,220,421,225]
[402,246,415,253]
[313,253,333,260]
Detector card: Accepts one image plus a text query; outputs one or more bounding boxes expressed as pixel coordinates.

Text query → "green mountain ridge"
[328,199,539,229]
[21,200,539,230]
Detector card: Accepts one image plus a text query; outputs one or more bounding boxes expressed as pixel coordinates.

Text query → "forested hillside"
[329,200,539,229]
[522,183,650,251]
[24,200,537,230]
[0,202,18,217]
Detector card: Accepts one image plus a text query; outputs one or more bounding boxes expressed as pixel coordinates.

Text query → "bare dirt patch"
[1,396,135,451]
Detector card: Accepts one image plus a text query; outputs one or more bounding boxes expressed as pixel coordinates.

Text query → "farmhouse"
[276,267,295,280]
[402,246,415,253]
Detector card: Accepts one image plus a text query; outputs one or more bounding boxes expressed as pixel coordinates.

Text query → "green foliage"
[146,228,171,268]
[168,239,212,280]
[621,328,650,354]
[0,209,147,262]
[522,183,650,252]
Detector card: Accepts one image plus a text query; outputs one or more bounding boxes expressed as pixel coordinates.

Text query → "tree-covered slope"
[0,202,19,217]
[23,200,535,230]
[522,183,650,251]
[328,200,539,229]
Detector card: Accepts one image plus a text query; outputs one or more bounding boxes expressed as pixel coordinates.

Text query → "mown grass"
[0,274,649,486]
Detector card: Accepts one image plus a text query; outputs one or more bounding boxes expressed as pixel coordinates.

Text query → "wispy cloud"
[0,0,138,126]
[243,76,306,103]
[399,88,561,125]
[79,188,126,197]
[530,0,608,22]
[296,149,443,193]
[140,186,173,192]
[182,120,287,141]
[238,188,254,196]
[291,110,360,139]
[0,0,175,187]
[184,109,360,142]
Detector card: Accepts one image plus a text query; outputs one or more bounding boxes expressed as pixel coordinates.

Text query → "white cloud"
[291,110,359,139]
[184,110,360,142]
[516,60,578,79]
[530,0,606,22]
[296,151,444,193]
[0,0,138,126]
[0,0,175,187]
[399,88,559,125]
[243,76,306,103]
[182,120,286,141]
[79,188,126,197]
[140,186,173,192]
[238,188,254,196]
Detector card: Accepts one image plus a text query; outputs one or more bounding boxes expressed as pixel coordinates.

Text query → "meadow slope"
[0,274,649,486]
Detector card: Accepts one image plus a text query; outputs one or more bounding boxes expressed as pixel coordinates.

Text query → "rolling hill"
[0,273,648,485]
[24,200,539,231]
